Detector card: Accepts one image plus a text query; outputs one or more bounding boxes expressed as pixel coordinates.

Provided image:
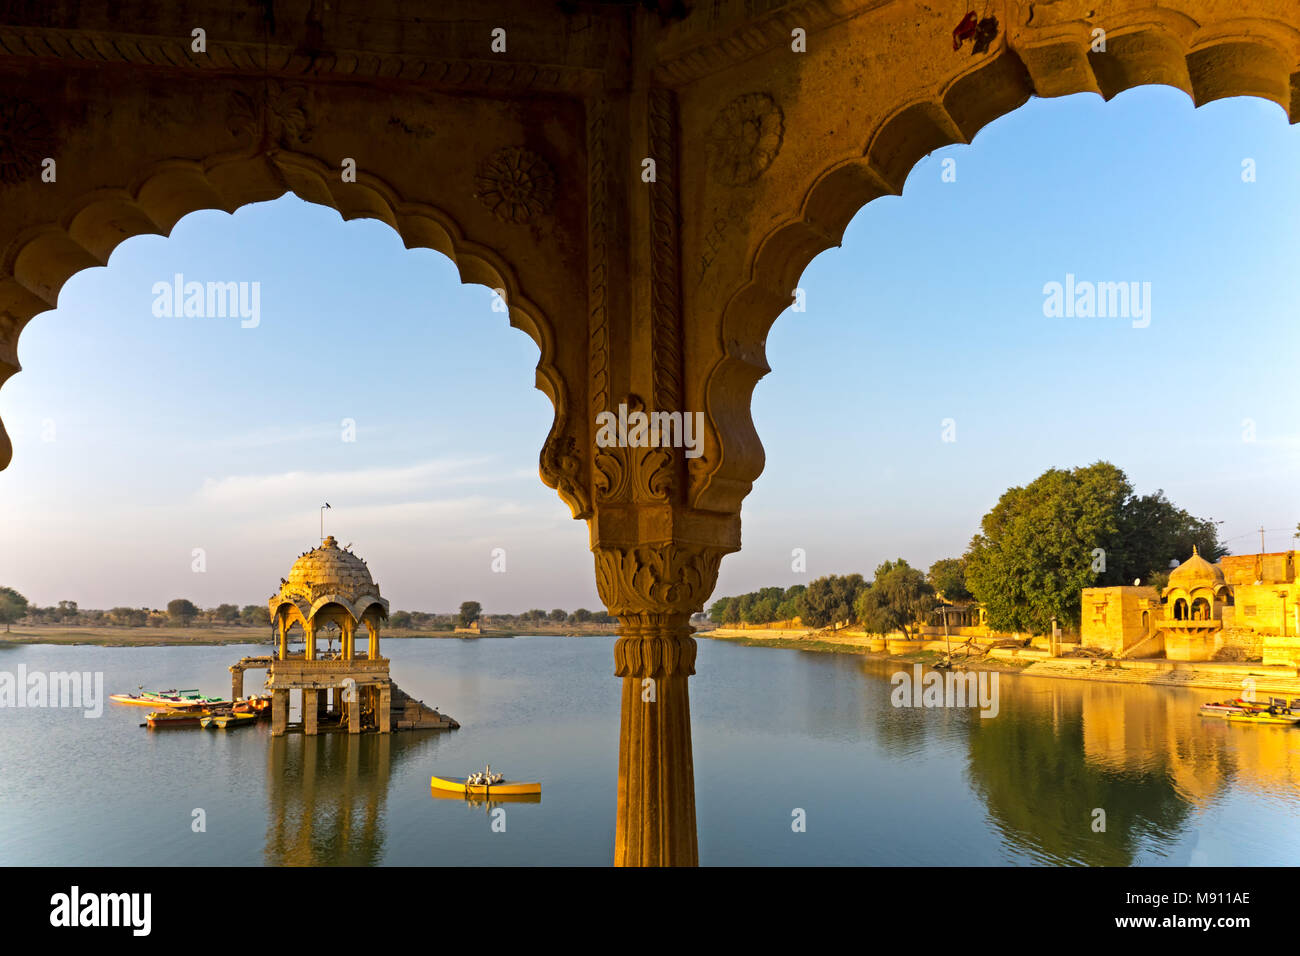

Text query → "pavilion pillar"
[271,689,289,736]
[342,618,354,660]
[277,618,287,660]
[593,539,730,866]
[378,683,391,733]
[612,612,698,866]
[303,687,318,736]
[230,666,244,702]
[369,622,381,660]
[348,689,361,734]
[305,620,316,661]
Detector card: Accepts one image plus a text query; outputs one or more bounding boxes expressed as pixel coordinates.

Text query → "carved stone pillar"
[595,541,728,866]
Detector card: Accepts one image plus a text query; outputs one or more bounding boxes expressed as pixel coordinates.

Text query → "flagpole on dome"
[321,502,331,544]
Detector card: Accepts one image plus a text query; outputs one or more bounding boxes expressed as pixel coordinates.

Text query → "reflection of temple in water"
[264,730,446,865]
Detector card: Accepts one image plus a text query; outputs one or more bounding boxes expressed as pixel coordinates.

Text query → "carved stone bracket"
[594,542,725,619]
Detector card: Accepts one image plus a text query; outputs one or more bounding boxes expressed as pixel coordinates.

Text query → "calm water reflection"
[0,637,1296,865]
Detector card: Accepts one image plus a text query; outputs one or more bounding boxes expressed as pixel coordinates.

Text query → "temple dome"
[1166,545,1225,592]
[285,535,376,599]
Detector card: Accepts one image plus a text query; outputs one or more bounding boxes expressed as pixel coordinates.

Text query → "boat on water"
[112,688,228,709]
[1201,697,1300,725]
[431,766,541,796]
[200,712,258,730]
[145,709,209,728]
[1198,698,1271,718]
[1225,709,1300,726]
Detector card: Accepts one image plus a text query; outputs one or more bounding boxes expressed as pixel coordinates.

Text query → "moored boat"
[112,688,228,708]
[1225,709,1300,726]
[200,711,258,730]
[1198,697,1274,718]
[145,709,208,728]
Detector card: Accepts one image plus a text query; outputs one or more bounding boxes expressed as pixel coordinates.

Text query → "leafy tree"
[166,598,199,626]
[240,604,270,626]
[1110,490,1227,583]
[571,608,592,623]
[797,574,867,628]
[964,462,1225,633]
[0,587,29,632]
[458,601,482,627]
[708,598,730,624]
[549,608,567,623]
[855,560,936,639]
[927,558,972,602]
[213,603,240,624]
[109,606,148,627]
[744,597,779,624]
[389,610,413,629]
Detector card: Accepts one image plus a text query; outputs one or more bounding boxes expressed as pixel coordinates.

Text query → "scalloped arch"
[693,18,1300,514]
[0,150,570,497]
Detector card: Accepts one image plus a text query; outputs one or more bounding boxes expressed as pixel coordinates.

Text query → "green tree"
[708,598,730,624]
[109,606,147,627]
[1110,490,1227,583]
[571,608,593,623]
[213,603,240,624]
[389,610,413,629]
[166,598,199,626]
[743,597,779,625]
[458,601,482,627]
[855,560,936,639]
[797,574,866,628]
[549,608,566,623]
[0,587,29,632]
[965,462,1223,633]
[927,558,972,602]
[240,604,270,626]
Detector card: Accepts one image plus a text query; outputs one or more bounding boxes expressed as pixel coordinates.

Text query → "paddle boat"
[430,764,541,796]
[145,709,209,728]
[200,711,258,730]
[112,688,227,708]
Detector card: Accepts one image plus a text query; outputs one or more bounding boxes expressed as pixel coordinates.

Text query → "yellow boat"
[430,774,541,796]
[1225,710,1300,726]
[200,711,259,730]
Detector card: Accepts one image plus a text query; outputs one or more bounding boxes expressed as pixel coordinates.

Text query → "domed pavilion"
[1163,545,1230,623]
[263,536,393,736]
[269,535,389,661]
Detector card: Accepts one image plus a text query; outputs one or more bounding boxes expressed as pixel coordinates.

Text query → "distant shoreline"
[0,624,618,648]
[703,628,1300,696]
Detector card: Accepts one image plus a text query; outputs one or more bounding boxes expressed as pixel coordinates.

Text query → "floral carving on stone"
[0,99,54,185]
[474,146,556,223]
[706,92,783,186]
[227,82,314,148]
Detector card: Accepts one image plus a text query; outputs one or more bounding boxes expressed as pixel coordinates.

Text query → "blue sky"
[1,85,1297,612]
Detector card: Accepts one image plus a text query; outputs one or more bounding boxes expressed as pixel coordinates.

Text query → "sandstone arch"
[691,12,1300,515]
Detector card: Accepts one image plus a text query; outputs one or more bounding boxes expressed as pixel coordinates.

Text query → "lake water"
[1,636,1297,866]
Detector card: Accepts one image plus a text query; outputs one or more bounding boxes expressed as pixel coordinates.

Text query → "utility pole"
[1259,525,1267,554]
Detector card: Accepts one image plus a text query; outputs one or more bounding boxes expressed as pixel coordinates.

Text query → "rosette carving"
[705,92,783,186]
[474,146,555,223]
